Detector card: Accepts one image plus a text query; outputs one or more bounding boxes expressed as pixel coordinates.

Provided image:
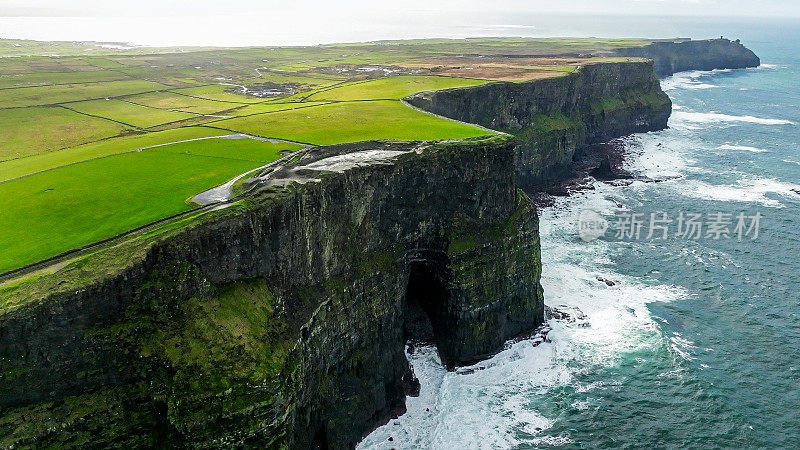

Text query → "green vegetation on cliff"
[0,276,293,448]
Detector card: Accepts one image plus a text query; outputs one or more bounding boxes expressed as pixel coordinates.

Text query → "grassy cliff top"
[0,37,652,275]
[0,134,514,314]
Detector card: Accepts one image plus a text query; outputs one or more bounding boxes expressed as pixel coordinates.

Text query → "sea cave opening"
[403,259,448,348]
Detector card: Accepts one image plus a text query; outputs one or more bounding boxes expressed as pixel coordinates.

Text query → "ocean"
[360,20,800,449]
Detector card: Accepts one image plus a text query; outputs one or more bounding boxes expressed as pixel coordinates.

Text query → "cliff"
[0,44,761,447]
[0,137,543,448]
[405,61,672,186]
[614,38,761,77]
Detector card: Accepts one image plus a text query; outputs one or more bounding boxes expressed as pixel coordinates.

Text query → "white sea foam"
[717,144,768,153]
[669,334,698,361]
[784,159,800,166]
[675,177,800,208]
[671,111,796,128]
[621,131,700,179]
[662,70,719,91]
[361,186,687,449]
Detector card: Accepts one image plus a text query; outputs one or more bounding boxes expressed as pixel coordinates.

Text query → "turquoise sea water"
[362,21,800,449]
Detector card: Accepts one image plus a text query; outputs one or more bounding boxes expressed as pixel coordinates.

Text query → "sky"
[3,0,800,18]
[1,0,798,46]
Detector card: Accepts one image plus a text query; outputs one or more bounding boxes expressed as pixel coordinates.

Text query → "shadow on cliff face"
[403,258,449,357]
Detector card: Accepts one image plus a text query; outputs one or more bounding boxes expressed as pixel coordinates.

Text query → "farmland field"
[0,36,650,273]
[0,127,233,181]
[0,137,301,272]
[214,100,494,145]
[171,85,272,104]
[124,91,239,114]
[0,106,130,160]
[68,98,197,128]
[0,79,169,108]
[305,75,490,101]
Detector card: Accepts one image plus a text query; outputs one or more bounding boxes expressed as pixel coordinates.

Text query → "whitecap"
[671,111,796,127]
[669,334,698,361]
[661,70,719,91]
[675,177,800,208]
[717,144,768,153]
[621,131,697,179]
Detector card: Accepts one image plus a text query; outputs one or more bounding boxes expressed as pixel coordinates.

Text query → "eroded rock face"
[405,61,672,186]
[0,138,543,448]
[614,38,761,77]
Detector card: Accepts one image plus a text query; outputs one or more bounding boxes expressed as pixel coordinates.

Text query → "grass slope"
[0,127,232,182]
[306,75,489,101]
[215,100,494,144]
[0,106,130,161]
[0,80,168,108]
[68,98,196,128]
[0,138,300,272]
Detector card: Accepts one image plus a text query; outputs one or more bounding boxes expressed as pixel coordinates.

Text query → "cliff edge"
[0,137,543,448]
[614,38,761,77]
[406,61,672,186]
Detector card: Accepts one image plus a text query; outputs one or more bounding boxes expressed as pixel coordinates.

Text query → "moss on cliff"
[405,60,672,185]
[140,278,291,385]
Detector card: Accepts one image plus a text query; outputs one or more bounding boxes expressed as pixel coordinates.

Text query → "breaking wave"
[717,144,768,153]
[671,111,796,127]
[674,177,800,208]
[360,186,687,449]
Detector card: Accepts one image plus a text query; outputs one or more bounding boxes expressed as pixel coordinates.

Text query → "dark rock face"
[614,38,761,77]
[0,138,543,448]
[405,61,672,186]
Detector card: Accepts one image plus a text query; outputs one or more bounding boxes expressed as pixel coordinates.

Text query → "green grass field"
[0,79,169,108]
[214,100,494,145]
[171,85,269,104]
[0,70,132,89]
[0,106,130,161]
[0,138,301,272]
[124,91,239,114]
[0,127,232,182]
[68,98,197,128]
[305,76,490,101]
[223,100,331,117]
[0,37,652,274]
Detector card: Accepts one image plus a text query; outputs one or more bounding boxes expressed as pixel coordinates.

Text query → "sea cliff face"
[0,138,543,448]
[0,41,761,448]
[405,61,672,186]
[614,38,761,77]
